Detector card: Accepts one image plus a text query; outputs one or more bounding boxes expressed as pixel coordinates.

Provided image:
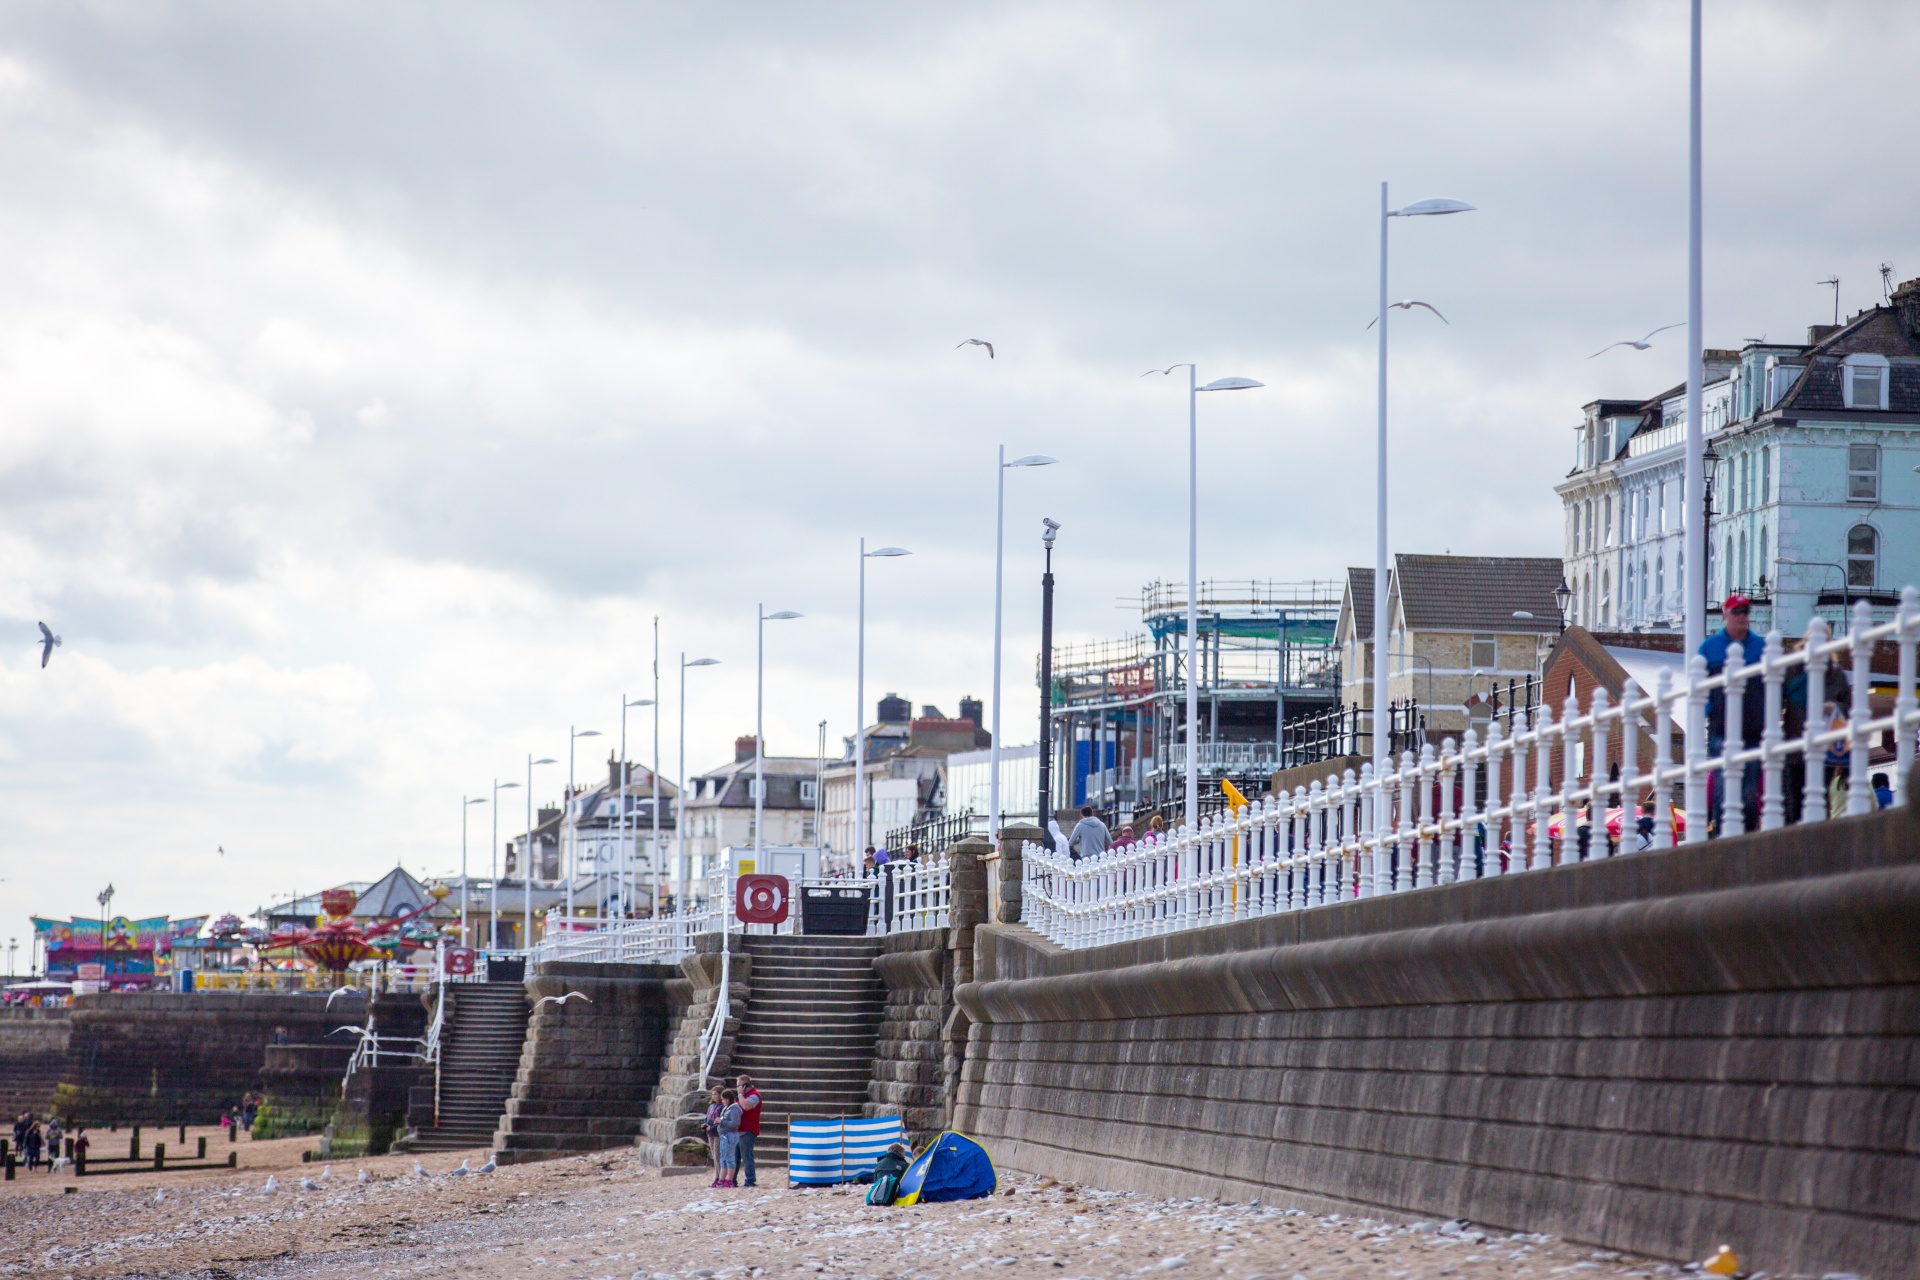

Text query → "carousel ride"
[260,883,455,983]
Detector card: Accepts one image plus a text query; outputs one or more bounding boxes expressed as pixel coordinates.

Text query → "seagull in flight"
[956,338,995,359]
[1365,300,1449,329]
[1589,322,1684,358]
[533,992,593,1011]
[37,622,60,668]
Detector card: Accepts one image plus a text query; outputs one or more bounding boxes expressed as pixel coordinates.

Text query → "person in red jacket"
[735,1073,762,1188]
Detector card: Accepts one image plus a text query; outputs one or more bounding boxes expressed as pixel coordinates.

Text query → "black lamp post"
[1037,519,1059,827]
[1554,579,1572,634]
[1701,443,1722,623]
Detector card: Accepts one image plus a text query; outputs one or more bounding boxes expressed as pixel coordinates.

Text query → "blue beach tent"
[894,1131,997,1204]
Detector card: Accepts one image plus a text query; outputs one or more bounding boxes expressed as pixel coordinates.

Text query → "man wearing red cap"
[1700,594,1766,832]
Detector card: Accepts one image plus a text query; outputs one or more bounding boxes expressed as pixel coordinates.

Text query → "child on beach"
[715,1089,743,1188]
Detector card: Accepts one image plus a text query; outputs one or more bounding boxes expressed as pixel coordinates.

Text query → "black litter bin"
[486,954,526,984]
[801,885,873,936]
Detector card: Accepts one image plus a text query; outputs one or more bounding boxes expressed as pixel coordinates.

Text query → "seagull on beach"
[299,1176,319,1191]
[318,1164,331,1182]
[533,992,593,1012]
[956,338,995,359]
[153,1189,164,1204]
[413,1161,430,1179]
[1365,300,1449,328]
[478,1157,497,1174]
[37,622,61,668]
[263,1175,278,1193]
[448,1159,471,1177]
[1589,322,1684,358]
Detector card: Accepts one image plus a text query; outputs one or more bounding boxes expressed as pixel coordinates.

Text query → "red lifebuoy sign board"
[736,874,790,925]
[443,946,476,976]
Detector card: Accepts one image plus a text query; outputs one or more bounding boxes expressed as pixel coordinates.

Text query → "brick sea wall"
[55,991,360,1126]
[953,806,1920,1280]
[867,928,949,1146]
[0,1007,71,1118]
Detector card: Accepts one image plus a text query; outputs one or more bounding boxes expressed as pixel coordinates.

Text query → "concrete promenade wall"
[0,1007,71,1117]
[953,806,1920,1279]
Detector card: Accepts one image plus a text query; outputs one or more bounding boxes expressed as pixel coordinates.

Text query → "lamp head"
[626,698,655,708]
[867,546,912,558]
[467,797,488,805]
[685,657,720,667]
[1006,454,1057,468]
[533,757,557,766]
[1392,198,1476,217]
[498,781,521,790]
[1197,376,1264,392]
[573,729,602,739]
[766,610,803,621]
[1512,611,1535,620]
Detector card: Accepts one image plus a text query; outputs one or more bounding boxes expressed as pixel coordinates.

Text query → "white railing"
[878,857,952,933]
[698,937,730,1089]
[526,903,721,966]
[1024,596,1920,950]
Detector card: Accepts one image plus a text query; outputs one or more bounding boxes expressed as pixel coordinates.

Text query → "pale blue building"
[1559,276,1920,637]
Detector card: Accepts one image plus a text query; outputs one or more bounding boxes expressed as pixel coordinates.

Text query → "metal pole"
[523,754,534,949]
[678,656,688,904]
[652,618,662,918]
[566,730,576,926]
[489,781,501,948]
[755,605,766,864]
[1039,537,1056,823]
[990,445,1006,844]
[1374,181,1391,777]
[460,796,470,947]
[1684,0,1706,659]
[856,538,868,856]
[1185,364,1199,830]
[618,694,629,919]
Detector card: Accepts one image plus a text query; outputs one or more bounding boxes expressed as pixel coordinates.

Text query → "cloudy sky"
[1,1,1914,942]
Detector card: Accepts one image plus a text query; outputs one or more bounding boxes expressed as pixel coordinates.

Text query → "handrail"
[697,917,731,1090]
[1022,594,1920,950]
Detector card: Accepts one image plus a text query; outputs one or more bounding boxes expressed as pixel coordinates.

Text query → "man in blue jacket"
[1700,594,1766,833]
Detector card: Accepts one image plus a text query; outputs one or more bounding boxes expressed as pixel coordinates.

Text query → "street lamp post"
[650,619,663,920]
[524,754,556,947]
[617,697,654,921]
[1038,520,1059,822]
[756,607,804,865]
[1683,0,1707,660]
[461,795,488,947]
[489,778,520,949]
[1374,186,1475,782]
[565,728,602,928]
[678,655,720,905]
[991,449,1058,844]
[1151,364,1265,829]
[1701,442,1722,621]
[856,541,912,857]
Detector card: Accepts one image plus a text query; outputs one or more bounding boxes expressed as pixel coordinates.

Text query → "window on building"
[1655,553,1664,607]
[1843,355,1889,410]
[1657,481,1667,532]
[1624,562,1636,618]
[1848,443,1879,502]
[1847,524,1878,588]
[1583,499,1594,551]
[1583,574,1592,627]
[1760,447,1771,505]
[1757,527,1768,589]
[1602,495,1613,545]
[1639,559,1649,611]
[1601,570,1611,626]
[799,779,817,804]
[1724,535,1734,594]
[1471,635,1497,668]
[1738,531,1749,590]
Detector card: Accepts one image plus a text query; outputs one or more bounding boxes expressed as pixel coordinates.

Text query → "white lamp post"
[1151,365,1264,829]
[856,541,912,857]
[565,728,601,928]
[617,697,654,921]
[523,754,556,947]
[1683,0,1706,659]
[649,618,663,920]
[489,777,520,950]
[1374,187,1474,778]
[991,449,1058,843]
[461,795,488,947]
[757,606,804,865]
[678,655,720,905]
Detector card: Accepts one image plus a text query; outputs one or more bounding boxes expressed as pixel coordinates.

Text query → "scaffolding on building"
[1043,580,1345,826]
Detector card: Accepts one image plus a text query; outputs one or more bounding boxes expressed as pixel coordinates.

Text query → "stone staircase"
[635,941,741,1167]
[403,983,529,1151]
[731,936,887,1167]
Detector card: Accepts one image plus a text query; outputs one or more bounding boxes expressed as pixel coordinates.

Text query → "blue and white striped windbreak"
[787,1115,904,1186]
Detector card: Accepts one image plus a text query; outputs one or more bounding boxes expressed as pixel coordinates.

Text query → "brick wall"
[0,1007,71,1118]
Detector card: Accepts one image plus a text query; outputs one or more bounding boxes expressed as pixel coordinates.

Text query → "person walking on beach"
[735,1074,761,1188]
[701,1086,724,1171]
[22,1119,43,1171]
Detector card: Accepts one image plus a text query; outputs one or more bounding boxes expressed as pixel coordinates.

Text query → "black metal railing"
[883,809,984,856]
[1278,701,1426,770]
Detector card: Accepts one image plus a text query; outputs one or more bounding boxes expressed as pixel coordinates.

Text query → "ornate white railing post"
[1721,641,1748,838]
[1437,739,1459,885]
[1414,743,1437,889]
[1560,692,1581,864]
[1653,669,1676,848]
[1898,587,1918,808]
[1848,600,1875,815]
[1483,718,1504,875]
[1302,782,1322,908]
[1530,706,1554,871]
[1802,617,1830,824]
[1389,750,1410,892]
[1339,769,1359,900]
[1590,686,1613,854]
[1682,655,1709,844]
[1287,790,1306,911]
[1457,729,1480,881]
[1507,715,1529,873]
[1760,630,1787,831]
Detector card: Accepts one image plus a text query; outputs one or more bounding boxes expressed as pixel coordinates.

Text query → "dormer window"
[1842,354,1889,410]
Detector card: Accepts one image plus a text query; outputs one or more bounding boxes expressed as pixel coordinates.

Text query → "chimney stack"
[1894,277,1920,340]
[735,735,758,763]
